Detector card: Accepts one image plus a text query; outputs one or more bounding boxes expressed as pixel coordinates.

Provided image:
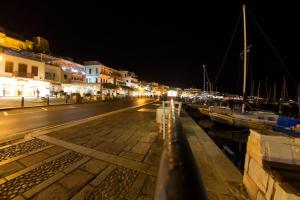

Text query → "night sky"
[1,1,299,97]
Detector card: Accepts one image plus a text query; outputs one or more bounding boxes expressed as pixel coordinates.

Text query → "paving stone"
[144,143,162,166]
[89,165,117,187]
[0,151,83,200]
[123,137,139,151]
[31,183,72,200]
[96,142,126,155]
[79,159,108,175]
[0,139,49,162]
[0,161,25,178]
[42,146,66,156]
[18,152,49,167]
[119,151,144,162]
[138,176,156,198]
[86,167,139,199]
[58,169,94,193]
[131,142,151,155]
[70,185,94,200]
[126,173,148,200]
[139,132,157,143]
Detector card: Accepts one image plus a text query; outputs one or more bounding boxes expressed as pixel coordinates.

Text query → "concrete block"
[248,156,269,193]
[291,143,300,166]
[247,130,300,166]
[273,182,300,200]
[243,173,259,200]
[244,153,250,173]
[256,191,267,200]
[265,174,275,200]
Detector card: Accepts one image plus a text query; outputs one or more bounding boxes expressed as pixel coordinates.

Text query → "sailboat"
[208,4,279,129]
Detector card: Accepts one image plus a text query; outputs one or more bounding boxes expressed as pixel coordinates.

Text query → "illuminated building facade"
[0,52,50,97]
[0,31,170,98]
[119,70,138,89]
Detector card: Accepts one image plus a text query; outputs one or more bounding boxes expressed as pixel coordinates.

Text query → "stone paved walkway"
[0,103,162,200]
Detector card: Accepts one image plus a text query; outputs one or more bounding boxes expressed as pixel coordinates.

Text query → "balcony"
[13,71,33,78]
[100,70,112,76]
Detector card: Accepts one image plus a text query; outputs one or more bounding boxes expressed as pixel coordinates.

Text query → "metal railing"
[13,71,33,78]
[155,99,208,200]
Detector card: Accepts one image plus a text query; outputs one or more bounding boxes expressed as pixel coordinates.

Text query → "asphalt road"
[0,98,155,137]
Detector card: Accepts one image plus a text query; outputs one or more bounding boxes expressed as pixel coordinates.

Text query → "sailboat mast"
[242,4,247,112]
[203,65,206,92]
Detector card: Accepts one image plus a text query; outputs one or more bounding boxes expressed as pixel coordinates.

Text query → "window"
[18,63,27,73]
[96,68,98,74]
[89,69,92,74]
[18,63,27,77]
[64,74,68,79]
[32,66,38,76]
[5,61,13,73]
[45,72,56,80]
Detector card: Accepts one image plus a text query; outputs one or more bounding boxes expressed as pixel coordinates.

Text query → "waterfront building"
[0,52,50,97]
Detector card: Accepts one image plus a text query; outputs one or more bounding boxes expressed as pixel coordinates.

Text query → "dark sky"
[1,1,299,97]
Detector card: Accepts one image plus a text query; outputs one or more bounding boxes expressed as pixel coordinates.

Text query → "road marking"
[5,110,47,116]
[3,112,8,116]
[137,108,156,112]
[41,108,48,111]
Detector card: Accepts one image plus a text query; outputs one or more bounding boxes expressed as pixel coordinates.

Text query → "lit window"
[5,61,14,73]
[32,66,38,76]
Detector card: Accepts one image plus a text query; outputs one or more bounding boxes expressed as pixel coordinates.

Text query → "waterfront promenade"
[0,99,250,200]
[0,101,162,199]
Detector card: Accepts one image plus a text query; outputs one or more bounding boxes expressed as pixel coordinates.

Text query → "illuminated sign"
[167,90,178,97]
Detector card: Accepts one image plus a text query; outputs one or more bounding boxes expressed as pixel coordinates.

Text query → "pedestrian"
[36,89,40,98]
